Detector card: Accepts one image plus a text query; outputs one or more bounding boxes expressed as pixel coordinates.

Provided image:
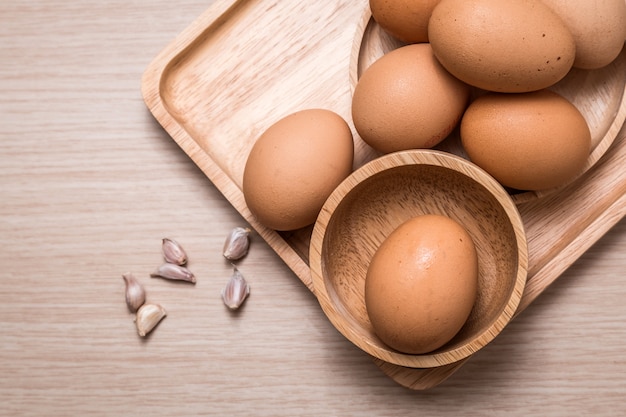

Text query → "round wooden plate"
[349,9,626,204]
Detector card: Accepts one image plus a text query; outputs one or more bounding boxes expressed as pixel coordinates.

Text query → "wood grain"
[142,0,626,389]
[1,0,626,415]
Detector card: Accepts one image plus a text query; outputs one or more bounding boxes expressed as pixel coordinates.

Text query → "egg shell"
[428,0,576,93]
[460,90,591,191]
[364,214,479,355]
[539,0,626,69]
[352,43,470,154]
[242,109,354,231]
[369,0,442,43]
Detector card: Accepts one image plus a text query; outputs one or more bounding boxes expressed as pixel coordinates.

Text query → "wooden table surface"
[1,1,625,415]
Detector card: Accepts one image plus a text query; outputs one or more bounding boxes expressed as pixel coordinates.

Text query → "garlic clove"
[223,227,251,261]
[221,266,250,310]
[122,272,146,313]
[135,303,167,337]
[151,263,196,284]
[162,238,188,266]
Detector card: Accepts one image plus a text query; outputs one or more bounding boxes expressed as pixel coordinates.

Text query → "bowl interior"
[310,150,528,368]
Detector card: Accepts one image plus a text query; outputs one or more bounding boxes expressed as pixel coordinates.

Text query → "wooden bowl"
[309,150,528,368]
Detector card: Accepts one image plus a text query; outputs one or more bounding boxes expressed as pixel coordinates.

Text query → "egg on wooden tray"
[351,43,470,154]
[427,0,577,93]
[540,0,626,70]
[460,90,591,191]
[369,0,441,44]
[242,109,354,231]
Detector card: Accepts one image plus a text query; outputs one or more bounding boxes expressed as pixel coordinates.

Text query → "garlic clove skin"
[221,267,250,310]
[135,303,167,337]
[151,263,196,284]
[162,238,188,266]
[122,272,146,313]
[223,227,251,261]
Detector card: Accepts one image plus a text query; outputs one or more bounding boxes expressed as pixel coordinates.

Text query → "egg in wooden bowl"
[309,150,528,368]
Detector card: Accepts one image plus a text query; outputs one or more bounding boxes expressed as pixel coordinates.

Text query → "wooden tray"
[141,0,626,389]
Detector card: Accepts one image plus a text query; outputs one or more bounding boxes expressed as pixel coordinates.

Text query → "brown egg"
[364,215,479,355]
[540,0,626,69]
[460,90,591,191]
[428,0,576,92]
[352,43,470,154]
[369,0,442,43]
[242,109,354,231]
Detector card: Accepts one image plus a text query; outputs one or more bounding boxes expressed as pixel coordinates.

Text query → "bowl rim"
[309,149,529,368]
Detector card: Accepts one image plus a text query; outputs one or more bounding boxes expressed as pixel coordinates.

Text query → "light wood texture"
[310,150,528,368]
[141,0,626,389]
[2,0,626,415]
